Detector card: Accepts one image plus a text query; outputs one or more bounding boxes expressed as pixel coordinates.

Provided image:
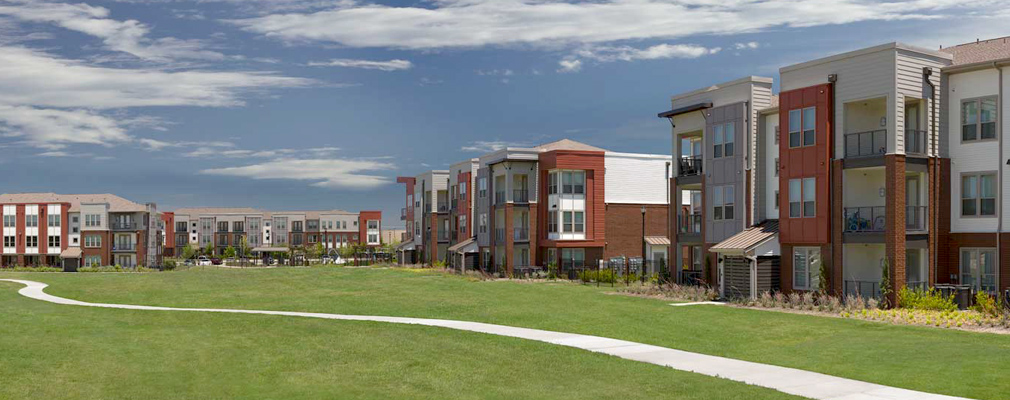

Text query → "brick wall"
[884,154,907,303]
[603,204,669,259]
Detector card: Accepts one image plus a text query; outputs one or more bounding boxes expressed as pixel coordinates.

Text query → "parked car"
[210,258,223,265]
[196,256,212,266]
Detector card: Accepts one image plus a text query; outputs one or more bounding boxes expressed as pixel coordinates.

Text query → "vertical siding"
[603,153,672,204]
[705,102,747,243]
[779,83,833,245]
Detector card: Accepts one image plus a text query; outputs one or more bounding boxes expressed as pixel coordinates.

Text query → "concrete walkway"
[0,279,969,400]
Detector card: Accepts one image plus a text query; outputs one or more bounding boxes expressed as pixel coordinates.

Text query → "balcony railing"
[680,270,704,286]
[906,205,928,232]
[513,189,529,203]
[437,231,450,242]
[513,227,529,241]
[678,156,703,177]
[111,221,136,231]
[494,191,506,205]
[679,214,702,234]
[495,228,506,242]
[844,207,885,233]
[905,129,927,156]
[112,243,136,252]
[844,129,887,158]
[845,280,881,299]
[437,202,449,213]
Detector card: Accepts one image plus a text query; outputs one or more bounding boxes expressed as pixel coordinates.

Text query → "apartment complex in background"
[166,208,382,256]
[661,37,1010,301]
[397,139,672,274]
[0,193,163,269]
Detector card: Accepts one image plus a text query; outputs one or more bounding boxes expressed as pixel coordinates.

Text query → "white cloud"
[0,106,130,150]
[460,140,530,153]
[557,59,581,73]
[200,157,393,189]
[735,41,760,50]
[576,43,719,62]
[0,0,225,62]
[476,69,514,76]
[306,58,413,71]
[184,146,340,158]
[226,0,984,50]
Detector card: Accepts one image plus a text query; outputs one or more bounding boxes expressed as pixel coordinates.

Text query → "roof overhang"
[658,102,713,119]
[644,236,671,246]
[396,240,416,251]
[447,238,477,254]
[60,247,82,258]
[251,246,289,253]
[943,57,1010,74]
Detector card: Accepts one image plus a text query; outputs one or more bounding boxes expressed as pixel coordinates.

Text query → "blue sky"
[0,0,1005,229]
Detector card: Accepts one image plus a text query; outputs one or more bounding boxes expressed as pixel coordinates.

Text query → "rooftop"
[0,193,149,213]
[941,36,1010,66]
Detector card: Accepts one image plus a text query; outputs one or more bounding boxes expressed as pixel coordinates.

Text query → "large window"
[3,236,14,247]
[367,220,379,230]
[25,235,38,248]
[788,178,816,218]
[48,214,60,227]
[788,107,816,148]
[2,214,13,228]
[962,173,996,217]
[561,248,585,270]
[552,171,586,195]
[960,248,996,292]
[548,211,558,234]
[175,221,187,232]
[712,186,735,220]
[713,123,734,158]
[962,98,997,142]
[48,235,60,248]
[25,214,38,228]
[561,211,584,233]
[478,178,487,198]
[793,247,821,290]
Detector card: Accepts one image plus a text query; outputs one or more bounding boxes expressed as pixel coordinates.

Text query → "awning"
[251,246,289,253]
[447,238,477,254]
[396,240,415,251]
[710,220,779,256]
[657,102,713,119]
[644,236,671,246]
[60,247,82,258]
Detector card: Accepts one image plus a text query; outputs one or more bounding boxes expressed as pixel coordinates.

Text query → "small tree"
[223,246,237,259]
[237,236,250,259]
[180,244,197,260]
[203,242,215,257]
[880,257,893,308]
[307,243,324,264]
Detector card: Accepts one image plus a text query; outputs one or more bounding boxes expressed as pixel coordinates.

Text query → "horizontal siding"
[604,153,672,204]
[896,50,949,156]
[947,69,1000,233]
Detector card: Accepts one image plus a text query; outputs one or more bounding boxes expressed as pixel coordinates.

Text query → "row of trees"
[178,239,395,266]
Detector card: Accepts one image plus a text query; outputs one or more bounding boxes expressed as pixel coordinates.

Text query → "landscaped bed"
[2,266,1010,399]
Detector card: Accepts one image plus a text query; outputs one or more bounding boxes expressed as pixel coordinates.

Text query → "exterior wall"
[537,151,605,249]
[358,211,382,247]
[779,83,833,245]
[603,152,672,205]
[760,111,781,220]
[603,204,668,259]
[162,212,175,256]
[705,102,748,243]
[475,167,491,248]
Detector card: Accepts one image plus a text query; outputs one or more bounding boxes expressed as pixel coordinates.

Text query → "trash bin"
[935,284,973,309]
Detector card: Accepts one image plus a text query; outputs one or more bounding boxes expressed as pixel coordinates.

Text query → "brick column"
[504,204,514,275]
[831,160,844,295]
[529,203,538,268]
[885,154,907,305]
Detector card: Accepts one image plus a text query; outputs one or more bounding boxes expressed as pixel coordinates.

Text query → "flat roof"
[780,42,952,73]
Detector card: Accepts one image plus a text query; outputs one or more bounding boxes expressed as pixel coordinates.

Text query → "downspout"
[923,67,938,287]
[996,61,1004,293]
[828,74,838,294]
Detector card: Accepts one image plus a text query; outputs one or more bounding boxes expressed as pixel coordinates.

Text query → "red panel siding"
[779,83,833,245]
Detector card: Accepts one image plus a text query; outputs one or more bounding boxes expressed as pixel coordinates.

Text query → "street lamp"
[641,206,647,280]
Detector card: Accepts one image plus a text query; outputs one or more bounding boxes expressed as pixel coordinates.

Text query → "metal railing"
[844,206,885,233]
[400,208,407,220]
[112,243,136,251]
[844,280,881,299]
[513,227,529,241]
[679,214,702,234]
[906,280,928,292]
[437,231,450,242]
[437,202,449,213]
[844,129,887,158]
[678,156,703,176]
[680,270,704,286]
[905,129,927,156]
[111,221,136,231]
[494,191,506,204]
[906,205,928,232]
[513,189,529,203]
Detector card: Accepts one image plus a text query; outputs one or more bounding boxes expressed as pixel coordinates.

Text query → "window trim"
[960,96,998,143]
[788,106,817,149]
[788,178,816,218]
[713,185,735,221]
[792,247,821,291]
[959,247,997,293]
[960,171,997,218]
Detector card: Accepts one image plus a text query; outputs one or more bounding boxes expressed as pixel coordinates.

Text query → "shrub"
[8,266,61,273]
[578,269,616,283]
[163,259,177,271]
[619,282,717,302]
[972,292,1001,317]
[897,287,957,312]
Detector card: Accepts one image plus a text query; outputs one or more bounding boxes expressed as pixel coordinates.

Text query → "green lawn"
[2,267,1008,399]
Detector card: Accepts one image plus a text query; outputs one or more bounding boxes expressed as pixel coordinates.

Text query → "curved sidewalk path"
[1,279,968,400]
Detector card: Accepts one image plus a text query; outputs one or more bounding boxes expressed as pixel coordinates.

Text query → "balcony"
[844,130,886,159]
[844,280,881,299]
[678,156,703,177]
[495,228,506,242]
[513,189,529,204]
[513,227,529,242]
[905,129,927,157]
[111,221,136,231]
[494,191,506,205]
[906,205,927,232]
[437,202,449,213]
[844,207,885,233]
[437,231,450,242]
[112,243,136,252]
[678,214,702,235]
[451,198,458,211]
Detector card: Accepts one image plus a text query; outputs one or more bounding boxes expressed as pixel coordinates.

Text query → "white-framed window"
[961,173,996,217]
[460,181,467,197]
[788,107,816,148]
[788,178,816,218]
[478,178,487,198]
[561,211,584,233]
[3,236,14,247]
[960,248,996,292]
[478,213,487,234]
[85,214,101,227]
[557,171,586,195]
[459,215,467,232]
[793,247,821,290]
[85,256,102,268]
[548,211,558,233]
[25,215,38,228]
[962,97,997,142]
[2,214,13,228]
[368,234,379,244]
[25,235,38,248]
[713,122,734,158]
[713,186,735,220]
[48,214,60,227]
[548,173,558,195]
[367,220,379,230]
[48,235,60,248]
[85,235,102,248]
[560,248,585,269]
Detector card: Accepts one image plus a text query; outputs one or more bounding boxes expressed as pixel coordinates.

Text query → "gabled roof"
[534,139,606,152]
[941,36,1010,66]
[0,193,148,213]
[710,220,779,253]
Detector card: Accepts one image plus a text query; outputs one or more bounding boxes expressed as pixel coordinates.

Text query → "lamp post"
[641,205,647,282]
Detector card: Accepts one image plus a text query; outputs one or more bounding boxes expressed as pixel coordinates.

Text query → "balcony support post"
[885,154,907,305]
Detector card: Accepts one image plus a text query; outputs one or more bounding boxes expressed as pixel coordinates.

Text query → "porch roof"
[644,236,671,246]
[447,238,477,254]
[711,220,779,255]
[60,247,82,258]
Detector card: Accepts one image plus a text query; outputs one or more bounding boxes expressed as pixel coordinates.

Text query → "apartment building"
[660,37,1010,301]
[397,170,451,265]
[398,139,672,274]
[0,193,164,269]
[169,208,382,256]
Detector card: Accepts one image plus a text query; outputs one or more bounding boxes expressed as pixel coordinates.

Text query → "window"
[563,211,573,233]
[548,211,558,233]
[48,214,60,227]
[548,172,558,195]
[292,221,303,232]
[85,214,102,227]
[308,234,317,243]
[560,248,585,270]
[960,248,996,292]
[713,123,734,158]
[368,234,379,244]
[572,171,585,194]
[2,214,13,227]
[460,182,467,196]
[234,221,244,232]
[479,214,487,234]
[788,178,816,218]
[176,221,187,232]
[25,235,38,248]
[85,235,101,248]
[85,256,101,268]
[26,214,38,228]
[793,248,821,291]
[774,125,780,145]
[962,98,997,142]
[562,171,572,194]
[48,235,60,248]
[478,178,487,198]
[217,221,228,232]
[367,220,379,230]
[559,171,586,195]
[788,107,816,148]
[713,186,734,220]
[774,190,779,210]
[573,211,584,233]
[3,236,14,247]
[962,173,996,217]
[774,158,779,177]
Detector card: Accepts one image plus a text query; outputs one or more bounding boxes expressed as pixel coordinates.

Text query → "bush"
[577,269,616,283]
[972,292,1001,317]
[619,282,718,302]
[897,287,957,312]
[163,259,177,271]
[6,266,62,273]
